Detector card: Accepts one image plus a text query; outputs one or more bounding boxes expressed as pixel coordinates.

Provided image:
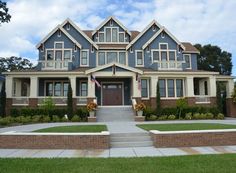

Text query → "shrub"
[216,113,224,120]
[161,107,177,116]
[52,115,60,122]
[0,117,14,126]
[61,117,69,122]
[168,115,176,120]
[206,112,214,119]
[199,113,206,119]
[176,98,188,119]
[193,113,200,120]
[144,107,155,119]
[10,108,20,117]
[31,115,42,123]
[185,113,192,120]
[71,115,81,122]
[147,115,157,121]
[42,116,51,123]
[76,108,88,121]
[40,97,55,116]
[158,115,168,120]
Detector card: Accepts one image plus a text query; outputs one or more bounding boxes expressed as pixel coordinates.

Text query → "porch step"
[110,132,153,148]
[96,106,135,122]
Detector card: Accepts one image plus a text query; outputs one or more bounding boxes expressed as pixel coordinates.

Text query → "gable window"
[105,28,111,42]
[184,54,191,69]
[152,51,159,61]
[161,51,167,61]
[80,81,88,96]
[64,50,71,60]
[81,50,89,66]
[46,50,54,60]
[119,32,125,42]
[98,52,106,65]
[169,51,176,61]
[136,51,143,66]
[112,28,118,42]
[141,79,149,98]
[99,32,104,42]
[160,43,168,50]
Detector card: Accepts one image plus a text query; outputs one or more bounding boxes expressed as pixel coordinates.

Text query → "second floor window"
[81,50,89,66]
[184,54,191,69]
[97,27,125,43]
[98,51,126,65]
[136,51,144,66]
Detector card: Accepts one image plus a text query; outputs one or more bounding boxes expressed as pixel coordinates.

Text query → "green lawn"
[33,125,107,133]
[0,154,236,173]
[137,123,236,131]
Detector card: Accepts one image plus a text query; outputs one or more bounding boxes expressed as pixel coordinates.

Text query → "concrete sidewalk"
[0,145,236,158]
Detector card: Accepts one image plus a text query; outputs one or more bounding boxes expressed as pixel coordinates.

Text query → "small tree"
[67,82,73,119]
[40,97,55,116]
[216,82,223,113]
[0,82,6,116]
[156,81,161,116]
[176,97,188,119]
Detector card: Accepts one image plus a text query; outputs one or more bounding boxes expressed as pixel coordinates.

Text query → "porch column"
[87,75,95,97]
[209,76,216,97]
[186,76,194,97]
[150,76,158,97]
[69,76,76,97]
[226,79,234,98]
[5,76,13,98]
[132,74,141,98]
[30,77,38,97]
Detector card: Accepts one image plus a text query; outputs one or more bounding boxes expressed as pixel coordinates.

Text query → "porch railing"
[195,95,211,104]
[158,61,182,70]
[38,97,67,105]
[12,97,29,105]
[40,60,71,70]
[76,97,88,105]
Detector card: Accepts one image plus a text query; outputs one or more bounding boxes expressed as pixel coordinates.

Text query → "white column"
[5,76,13,98]
[69,76,76,97]
[30,77,38,98]
[226,79,234,98]
[87,75,95,97]
[132,74,141,97]
[186,76,194,97]
[209,76,216,97]
[150,76,158,97]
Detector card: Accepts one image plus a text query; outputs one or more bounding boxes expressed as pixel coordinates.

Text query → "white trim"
[101,82,124,106]
[36,25,81,49]
[80,49,89,67]
[183,54,192,69]
[61,18,98,49]
[85,62,143,74]
[92,16,131,36]
[66,23,70,30]
[135,50,144,67]
[44,80,69,97]
[126,20,163,50]
[150,129,236,134]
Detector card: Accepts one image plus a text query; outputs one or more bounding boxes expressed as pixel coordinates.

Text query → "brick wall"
[0,133,110,149]
[151,130,236,148]
[226,98,236,118]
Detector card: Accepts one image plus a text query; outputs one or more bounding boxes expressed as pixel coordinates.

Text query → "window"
[153,51,159,61]
[119,52,126,65]
[136,51,143,66]
[46,50,53,60]
[141,79,149,98]
[21,82,28,96]
[63,82,69,96]
[105,28,111,42]
[64,50,71,60]
[176,79,183,97]
[184,54,191,69]
[98,52,106,65]
[45,81,69,97]
[159,79,166,97]
[80,82,88,96]
[54,82,62,96]
[167,79,175,97]
[81,50,89,66]
[119,33,125,42]
[169,51,176,61]
[99,32,104,42]
[46,82,53,96]
[55,50,62,60]
[107,52,117,63]
[112,28,118,42]
[160,44,168,50]
[13,81,16,96]
[161,51,167,61]
[204,81,208,95]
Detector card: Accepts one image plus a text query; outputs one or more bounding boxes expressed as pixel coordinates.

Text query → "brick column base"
[135,116,145,121]
[226,98,236,117]
[88,117,97,122]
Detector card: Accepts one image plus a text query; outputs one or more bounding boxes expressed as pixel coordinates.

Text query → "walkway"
[1,145,236,158]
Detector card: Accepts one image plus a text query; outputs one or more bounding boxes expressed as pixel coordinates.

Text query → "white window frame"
[118,32,125,42]
[79,80,88,96]
[97,51,127,66]
[80,49,89,67]
[44,80,69,97]
[183,54,192,69]
[141,78,150,99]
[97,26,127,43]
[135,50,144,67]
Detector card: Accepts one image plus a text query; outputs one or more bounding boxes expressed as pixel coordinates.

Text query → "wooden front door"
[102,83,123,105]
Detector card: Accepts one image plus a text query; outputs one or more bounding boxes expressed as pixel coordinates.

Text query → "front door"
[102,83,123,105]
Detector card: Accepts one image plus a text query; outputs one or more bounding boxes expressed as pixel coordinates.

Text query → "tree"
[176,98,188,119]
[0,1,11,25]
[156,81,161,116]
[40,97,55,116]
[0,56,34,73]
[194,44,232,75]
[0,81,6,116]
[67,82,73,119]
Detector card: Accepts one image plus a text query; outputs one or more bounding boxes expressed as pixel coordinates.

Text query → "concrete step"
[111,141,153,148]
[111,132,150,137]
[111,136,152,142]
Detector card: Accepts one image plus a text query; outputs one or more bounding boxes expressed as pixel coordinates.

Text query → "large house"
[3,16,236,116]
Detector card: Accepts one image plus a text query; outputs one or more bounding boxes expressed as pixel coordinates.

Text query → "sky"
[0,0,236,75]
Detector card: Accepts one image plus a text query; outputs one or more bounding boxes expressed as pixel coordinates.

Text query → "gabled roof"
[126,20,162,50]
[142,27,185,50]
[85,62,143,74]
[182,42,200,54]
[92,16,131,36]
[61,18,98,49]
[36,25,82,49]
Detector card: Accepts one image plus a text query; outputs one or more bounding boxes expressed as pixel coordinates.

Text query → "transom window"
[136,50,144,66]
[81,50,89,66]
[158,79,184,98]
[45,42,72,61]
[97,26,125,43]
[45,81,69,97]
[98,51,126,65]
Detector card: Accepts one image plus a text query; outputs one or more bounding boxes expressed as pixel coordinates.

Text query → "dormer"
[92,16,131,43]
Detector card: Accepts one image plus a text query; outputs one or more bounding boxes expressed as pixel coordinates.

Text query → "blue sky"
[0,0,236,76]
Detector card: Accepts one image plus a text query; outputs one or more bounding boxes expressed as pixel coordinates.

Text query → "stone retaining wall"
[0,131,110,149]
[150,129,236,148]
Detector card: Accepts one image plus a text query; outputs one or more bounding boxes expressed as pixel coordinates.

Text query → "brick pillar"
[5,98,12,116]
[29,98,38,108]
[226,98,236,117]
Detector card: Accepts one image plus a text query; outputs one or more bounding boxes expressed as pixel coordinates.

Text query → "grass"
[137,123,236,131]
[0,154,236,173]
[33,125,107,133]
